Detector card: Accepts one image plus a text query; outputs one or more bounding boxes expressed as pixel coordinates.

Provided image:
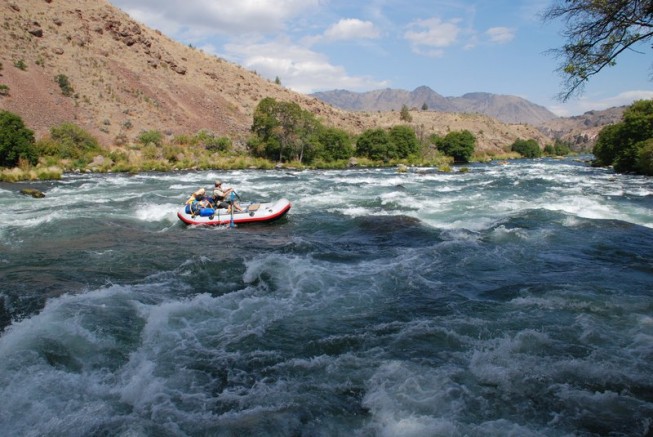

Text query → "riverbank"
[0,151,525,183]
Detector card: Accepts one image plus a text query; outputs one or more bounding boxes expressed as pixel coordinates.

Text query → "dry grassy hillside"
[0,0,551,155]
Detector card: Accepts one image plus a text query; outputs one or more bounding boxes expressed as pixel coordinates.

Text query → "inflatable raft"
[177,198,291,226]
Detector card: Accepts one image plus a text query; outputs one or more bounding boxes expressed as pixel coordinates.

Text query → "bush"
[55,74,74,97]
[0,110,37,167]
[138,129,163,146]
[389,125,420,158]
[400,104,413,122]
[49,122,101,159]
[14,59,27,71]
[437,130,476,163]
[317,127,353,161]
[356,128,392,160]
[510,139,542,158]
[0,84,9,96]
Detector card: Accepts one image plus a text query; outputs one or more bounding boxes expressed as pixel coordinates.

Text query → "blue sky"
[109,0,653,117]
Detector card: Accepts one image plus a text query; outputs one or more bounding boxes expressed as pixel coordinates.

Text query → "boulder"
[20,188,45,198]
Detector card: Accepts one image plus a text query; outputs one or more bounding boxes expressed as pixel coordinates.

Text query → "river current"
[0,158,652,436]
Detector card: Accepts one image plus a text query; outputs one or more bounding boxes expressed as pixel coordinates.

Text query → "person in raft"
[185,187,210,216]
[212,179,243,212]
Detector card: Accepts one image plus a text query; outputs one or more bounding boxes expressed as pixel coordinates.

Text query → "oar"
[229,191,236,228]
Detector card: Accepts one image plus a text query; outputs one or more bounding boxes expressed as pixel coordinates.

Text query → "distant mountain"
[311,86,558,125]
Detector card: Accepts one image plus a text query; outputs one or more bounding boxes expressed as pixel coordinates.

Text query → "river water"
[1,158,652,436]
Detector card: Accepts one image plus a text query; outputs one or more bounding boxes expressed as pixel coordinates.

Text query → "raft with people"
[177,197,291,226]
[178,181,291,226]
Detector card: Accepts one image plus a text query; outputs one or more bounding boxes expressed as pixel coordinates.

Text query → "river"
[1,157,652,436]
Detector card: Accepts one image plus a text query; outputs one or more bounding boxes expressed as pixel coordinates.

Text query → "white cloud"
[109,0,319,36]
[548,90,653,116]
[223,39,388,93]
[323,18,381,41]
[485,27,515,44]
[404,17,461,56]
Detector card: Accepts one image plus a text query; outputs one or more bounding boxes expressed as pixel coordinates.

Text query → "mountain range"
[0,0,620,156]
[311,87,559,125]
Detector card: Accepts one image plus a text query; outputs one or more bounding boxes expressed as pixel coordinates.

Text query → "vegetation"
[0,84,9,96]
[593,99,653,175]
[511,139,542,159]
[543,0,653,101]
[138,130,164,147]
[544,139,572,156]
[14,59,27,71]
[432,130,476,163]
[55,74,74,97]
[0,110,37,167]
[400,104,413,122]
[250,97,352,164]
[48,122,102,159]
[1,96,587,182]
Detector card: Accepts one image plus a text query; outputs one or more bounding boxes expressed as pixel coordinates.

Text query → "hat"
[214,179,222,186]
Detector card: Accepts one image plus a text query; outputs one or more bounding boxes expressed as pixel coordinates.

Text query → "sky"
[108,0,653,117]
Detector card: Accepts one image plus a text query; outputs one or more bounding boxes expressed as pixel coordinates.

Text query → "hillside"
[0,0,552,156]
[0,0,357,147]
[536,106,626,151]
[311,86,558,125]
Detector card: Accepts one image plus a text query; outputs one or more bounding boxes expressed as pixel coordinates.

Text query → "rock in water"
[20,188,45,198]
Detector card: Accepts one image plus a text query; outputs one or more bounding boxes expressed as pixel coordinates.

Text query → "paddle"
[229,191,236,228]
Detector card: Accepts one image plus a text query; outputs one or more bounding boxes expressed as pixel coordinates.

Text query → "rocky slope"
[536,106,626,151]
[0,0,554,155]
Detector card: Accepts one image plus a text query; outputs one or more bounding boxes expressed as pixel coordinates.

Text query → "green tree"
[421,102,428,111]
[593,99,653,173]
[543,1,653,101]
[0,110,37,167]
[250,97,320,163]
[389,125,420,158]
[637,138,653,175]
[317,126,353,161]
[400,104,413,122]
[437,130,476,163]
[553,139,572,156]
[511,139,542,158]
[593,123,621,166]
[356,128,392,160]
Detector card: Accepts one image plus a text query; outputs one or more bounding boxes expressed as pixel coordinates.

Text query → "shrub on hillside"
[47,122,101,159]
[55,74,74,97]
[0,110,37,167]
[138,130,164,147]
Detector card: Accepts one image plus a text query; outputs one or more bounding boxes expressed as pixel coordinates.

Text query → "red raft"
[177,198,291,226]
